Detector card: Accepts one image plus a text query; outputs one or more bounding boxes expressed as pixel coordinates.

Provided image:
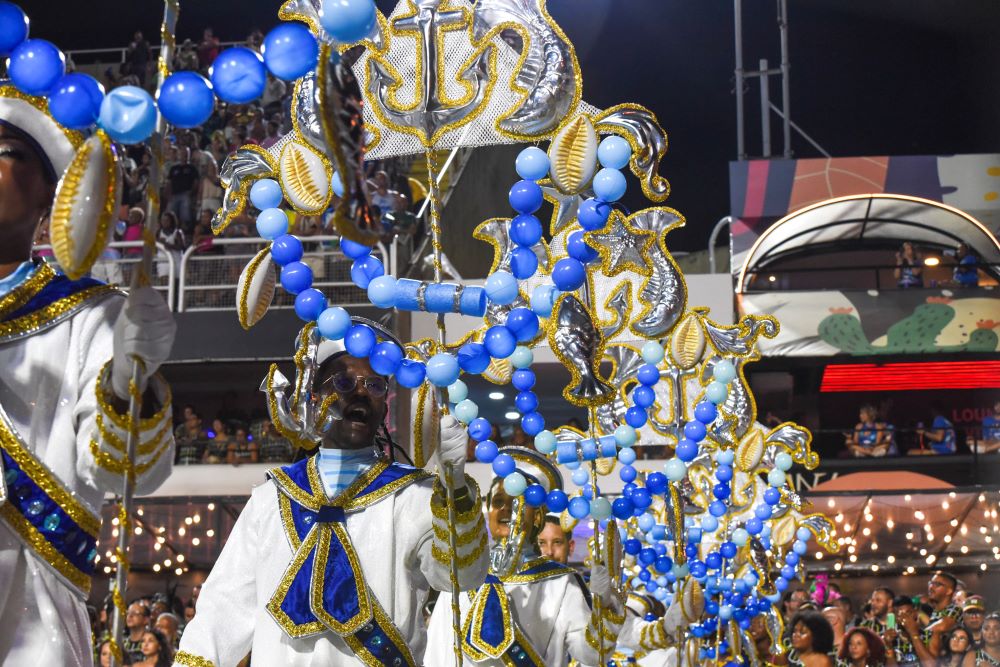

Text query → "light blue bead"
[366,274,396,308]
[713,359,737,383]
[42,513,60,532]
[614,424,637,447]
[731,528,749,546]
[331,171,345,197]
[719,605,733,621]
[664,457,687,482]
[510,346,533,369]
[796,526,812,542]
[26,499,44,516]
[426,353,460,387]
[568,496,591,519]
[320,0,377,43]
[98,86,158,144]
[454,399,479,424]
[715,449,735,466]
[5,468,18,485]
[530,284,558,317]
[592,168,627,202]
[515,146,550,180]
[641,341,664,364]
[484,270,518,305]
[767,469,786,487]
[590,497,612,520]
[256,208,289,240]
[618,447,636,465]
[793,540,808,555]
[705,381,728,404]
[250,179,283,210]
[598,135,632,169]
[638,513,655,532]
[447,379,468,403]
[774,452,793,471]
[701,515,718,533]
[672,563,689,578]
[534,430,556,454]
[317,306,352,339]
[571,468,589,486]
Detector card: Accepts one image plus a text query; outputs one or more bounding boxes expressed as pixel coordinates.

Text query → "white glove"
[661,596,685,639]
[111,287,177,399]
[590,564,613,598]
[437,414,468,489]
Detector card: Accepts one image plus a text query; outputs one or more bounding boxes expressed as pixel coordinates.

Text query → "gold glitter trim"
[0,263,55,318]
[212,143,277,235]
[432,513,485,546]
[237,245,273,331]
[278,492,301,550]
[547,292,615,408]
[432,531,487,568]
[173,651,216,667]
[96,362,172,432]
[95,413,171,457]
[279,140,332,215]
[430,476,482,522]
[412,381,430,468]
[0,84,85,150]
[0,417,100,537]
[342,597,418,667]
[89,435,171,481]
[347,468,433,510]
[463,583,514,660]
[0,502,91,593]
[593,103,670,203]
[0,283,117,342]
[265,524,327,638]
[584,210,657,279]
[310,522,373,635]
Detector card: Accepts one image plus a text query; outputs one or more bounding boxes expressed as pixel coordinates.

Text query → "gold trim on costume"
[309,522,374,635]
[173,651,216,667]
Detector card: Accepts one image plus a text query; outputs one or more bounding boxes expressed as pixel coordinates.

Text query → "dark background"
[28,0,1000,251]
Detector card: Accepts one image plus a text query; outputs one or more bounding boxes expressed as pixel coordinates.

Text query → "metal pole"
[708,216,733,274]
[778,0,792,158]
[759,58,771,158]
[109,2,177,665]
[734,0,746,160]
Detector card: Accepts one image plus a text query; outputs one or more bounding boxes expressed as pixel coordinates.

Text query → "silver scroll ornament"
[212,147,275,234]
[595,105,671,202]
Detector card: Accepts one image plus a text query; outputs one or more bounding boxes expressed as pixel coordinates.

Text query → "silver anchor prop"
[368,0,493,141]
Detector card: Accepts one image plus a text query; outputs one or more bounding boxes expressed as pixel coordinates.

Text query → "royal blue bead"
[523,484,546,507]
[510,214,543,247]
[578,197,611,231]
[262,21,319,81]
[720,542,737,559]
[754,504,772,520]
[675,438,699,462]
[339,238,373,259]
[619,465,637,483]
[344,324,377,357]
[715,465,734,483]
[689,560,707,579]
[491,453,516,477]
[612,497,635,520]
[521,412,544,436]
[745,517,763,535]
[623,538,642,555]
[685,543,700,559]
[294,288,326,322]
[780,565,796,581]
[551,258,586,292]
[637,364,660,387]
[546,490,568,512]
[709,500,728,517]
[646,472,667,495]
[684,420,707,442]
[639,548,656,566]
[785,552,800,566]
[350,255,384,289]
[694,401,718,424]
[655,555,673,573]
[713,483,731,500]
[567,230,599,264]
[468,418,492,441]
[0,2,28,57]
[568,496,590,519]
[271,234,303,266]
[280,261,313,294]
[320,0,377,42]
[483,325,516,359]
[505,308,539,343]
[369,341,403,375]
[9,39,64,96]
[631,487,652,510]
[395,360,426,388]
[456,342,490,374]
[157,71,215,128]
[625,406,647,428]
[511,368,535,391]
[210,47,266,104]
[508,179,543,214]
[621,482,637,498]
[509,247,538,280]
[475,439,499,463]
[763,487,781,505]
[48,73,105,130]
[632,385,655,408]
[514,391,538,413]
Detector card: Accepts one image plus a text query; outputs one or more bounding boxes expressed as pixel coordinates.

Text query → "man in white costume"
[174,322,489,667]
[0,84,176,666]
[426,447,625,666]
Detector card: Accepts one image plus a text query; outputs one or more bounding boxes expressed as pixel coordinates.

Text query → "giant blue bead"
[47,74,104,129]
[0,2,29,57]
[157,71,215,129]
[9,39,63,95]
[210,47,266,104]
[457,342,490,374]
[483,326,516,359]
[262,21,318,81]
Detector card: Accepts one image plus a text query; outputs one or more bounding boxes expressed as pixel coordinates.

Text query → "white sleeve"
[416,476,489,593]
[173,487,262,667]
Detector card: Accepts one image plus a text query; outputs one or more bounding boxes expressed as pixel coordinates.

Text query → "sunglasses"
[321,373,388,398]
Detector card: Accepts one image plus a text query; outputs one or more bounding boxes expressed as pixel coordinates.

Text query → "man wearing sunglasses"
[175,326,488,667]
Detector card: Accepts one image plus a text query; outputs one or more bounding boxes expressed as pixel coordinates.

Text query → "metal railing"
[743,261,1000,292]
[34,240,175,305]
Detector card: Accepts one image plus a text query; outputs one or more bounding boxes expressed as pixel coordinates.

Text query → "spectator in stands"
[822,605,848,652]
[952,243,979,288]
[974,401,1000,454]
[261,75,288,117]
[195,152,223,221]
[255,420,292,463]
[209,129,230,166]
[155,210,186,282]
[154,612,181,650]
[963,597,987,649]
[124,601,151,663]
[369,170,400,213]
[227,426,258,464]
[183,602,196,626]
[174,39,199,71]
[895,242,923,288]
[123,207,146,256]
[884,595,928,667]
[783,588,811,621]
[175,407,207,465]
[166,146,200,228]
[246,29,264,53]
[915,404,957,455]
[860,587,895,637]
[965,613,1000,667]
[202,418,231,464]
[921,571,962,657]
[198,28,221,71]
[97,638,128,666]
[133,628,173,667]
[788,611,836,666]
[126,31,152,85]
[124,149,152,207]
[537,515,574,564]
[941,627,974,667]
[260,120,281,149]
[845,404,890,457]
[838,627,887,667]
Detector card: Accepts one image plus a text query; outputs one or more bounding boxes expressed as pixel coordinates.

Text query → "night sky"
[32,0,1000,252]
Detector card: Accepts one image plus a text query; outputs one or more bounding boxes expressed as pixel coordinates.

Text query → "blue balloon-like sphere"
[523,484,546,507]
[619,465,637,483]
[320,0,377,43]
[468,418,492,442]
[250,179,284,210]
[515,146,550,181]
[625,406,647,428]
[98,86,157,144]
[713,483,731,500]
[508,179,543,214]
[426,353,460,387]
[646,472,667,495]
[157,71,215,128]
[484,270,518,305]
[568,496,591,520]
[567,230,599,264]
[339,237,373,260]
[510,214,543,247]
[631,487,652,510]
[551,258,586,291]
[475,439,499,463]
[514,391,538,413]
[638,547,656,566]
[491,453,516,477]
[623,538,642,555]
[47,74,104,129]
[637,363,660,387]
[0,2,29,57]
[262,22,318,81]
[369,341,403,375]
[256,208,289,240]
[271,234,303,266]
[511,368,535,391]
[280,261,313,294]
[546,489,568,513]
[294,288,326,322]
[632,385,655,408]
[530,284,558,317]
[709,500,728,517]
[210,47,266,104]
[684,420,707,442]
[395,360,426,388]
[720,542,738,559]
[317,306,351,339]
[694,401,718,424]
[344,324,377,357]
[598,135,632,170]
[9,39,64,95]
[593,168,627,202]
[715,465,734,483]
[457,342,490,375]
[612,496,635,520]
[763,487,781,505]
[509,247,538,280]
[505,307,539,342]
[521,412,544,436]
[578,197,612,231]
[366,274,397,309]
[675,439,699,462]
[483,325,516,359]
[350,255,384,289]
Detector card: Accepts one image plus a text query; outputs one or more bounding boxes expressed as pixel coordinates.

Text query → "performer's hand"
[590,564,612,598]
[112,287,176,399]
[437,414,468,489]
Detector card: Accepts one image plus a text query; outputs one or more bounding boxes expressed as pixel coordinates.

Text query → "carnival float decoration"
[1,0,838,662]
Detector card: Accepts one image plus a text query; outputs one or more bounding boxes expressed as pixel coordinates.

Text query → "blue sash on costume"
[266,456,432,666]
